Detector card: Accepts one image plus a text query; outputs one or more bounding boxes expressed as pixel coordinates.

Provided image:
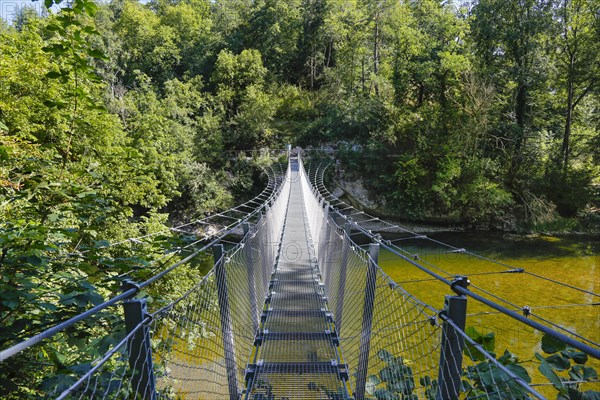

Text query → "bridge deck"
[247,158,347,399]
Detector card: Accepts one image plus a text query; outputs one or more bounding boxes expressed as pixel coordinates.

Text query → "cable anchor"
[429,315,438,327]
[121,279,141,296]
[450,276,470,295]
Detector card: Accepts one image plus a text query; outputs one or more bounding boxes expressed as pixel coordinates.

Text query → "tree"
[554,0,599,174]
[471,0,554,185]
[113,0,180,86]
[245,0,302,79]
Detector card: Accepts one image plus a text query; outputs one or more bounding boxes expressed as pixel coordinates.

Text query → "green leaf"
[378,349,394,363]
[78,263,98,276]
[561,349,589,365]
[498,349,518,365]
[387,377,416,395]
[88,49,108,61]
[582,391,600,400]
[504,363,531,384]
[541,333,567,354]
[47,213,60,222]
[24,255,44,266]
[546,354,571,371]
[39,302,58,311]
[94,240,110,247]
[366,374,380,395]
[82,0,98,16]
[464,326,495,361]
[82,26,99,35]
[536,353,564,389]
[1,298,20,309]
[583,366,598,381]
[44,0,53,9]
[374,388,398,400]
[570,365,585,381]
[42,44,67,55]
[46,24,62,32]
[568,364,596,383]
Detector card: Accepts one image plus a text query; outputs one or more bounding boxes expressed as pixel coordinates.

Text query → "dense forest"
[0,0,598,396]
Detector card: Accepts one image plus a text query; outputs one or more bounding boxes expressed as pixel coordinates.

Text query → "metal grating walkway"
[245,157,349,400]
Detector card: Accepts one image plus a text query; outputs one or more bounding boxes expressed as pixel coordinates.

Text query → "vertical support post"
[318,206,330,262]
[436,295,467,400]
[355,243,379,400]
[122,281,156,400]
[334,223,352,334]
[243,223,258,333]
[214,244,240,400]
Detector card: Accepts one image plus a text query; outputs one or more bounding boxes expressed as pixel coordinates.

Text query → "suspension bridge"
[1,150,599,399]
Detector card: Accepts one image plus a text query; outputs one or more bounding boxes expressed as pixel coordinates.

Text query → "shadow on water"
[354,230,599,260]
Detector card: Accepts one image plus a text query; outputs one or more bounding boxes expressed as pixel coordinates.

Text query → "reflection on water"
[378,232,599,395]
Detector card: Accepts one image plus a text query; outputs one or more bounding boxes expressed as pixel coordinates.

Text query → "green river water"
[171,233,598,397]
[377,232,599,395]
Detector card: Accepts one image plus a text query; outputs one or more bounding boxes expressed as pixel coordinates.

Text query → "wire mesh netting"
[149,162,292,399]
[308,161,600,398]
[245,157,348,400]
[54,162,291,399]
[299,158,443,400]
[48,153,599,400]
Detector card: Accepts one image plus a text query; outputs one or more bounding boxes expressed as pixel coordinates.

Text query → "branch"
[572,78,596,109]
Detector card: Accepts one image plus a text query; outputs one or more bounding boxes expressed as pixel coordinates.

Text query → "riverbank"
[330,174,600,237]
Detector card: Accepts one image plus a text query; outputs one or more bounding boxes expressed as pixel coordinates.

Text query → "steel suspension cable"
[304,158,600,360]
[0,162,289,363]
[309,160,600,298]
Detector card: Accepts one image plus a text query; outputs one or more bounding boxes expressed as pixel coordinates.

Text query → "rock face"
[330,167,463,233]
[333,162,385,210]
[337,177,384,210]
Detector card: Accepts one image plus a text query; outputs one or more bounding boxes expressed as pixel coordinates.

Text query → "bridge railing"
[143,160,291,399]
[298,156,447,399]
[298,154,600,400]
[0,158,291,399]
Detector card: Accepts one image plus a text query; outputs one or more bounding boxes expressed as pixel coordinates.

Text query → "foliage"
[0,0,598,396]
[0,0,275,396]
[363,349,417,400]
[367,331,598,400]
[536,333,599,400]
[462,327,532,399]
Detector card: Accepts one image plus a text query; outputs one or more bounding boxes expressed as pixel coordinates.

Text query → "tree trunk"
[439,72,449,135]
[561,55,575,175]
[508,82,527,185]
[373,13,380,96]
[361,58,366,94]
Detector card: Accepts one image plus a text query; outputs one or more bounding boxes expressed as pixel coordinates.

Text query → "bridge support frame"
[334,223,352,334]
[122,281,157,400]
[243,223,259,333]
[354,243,379,400]
[436,293,467,400]
[214,244,240,400]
